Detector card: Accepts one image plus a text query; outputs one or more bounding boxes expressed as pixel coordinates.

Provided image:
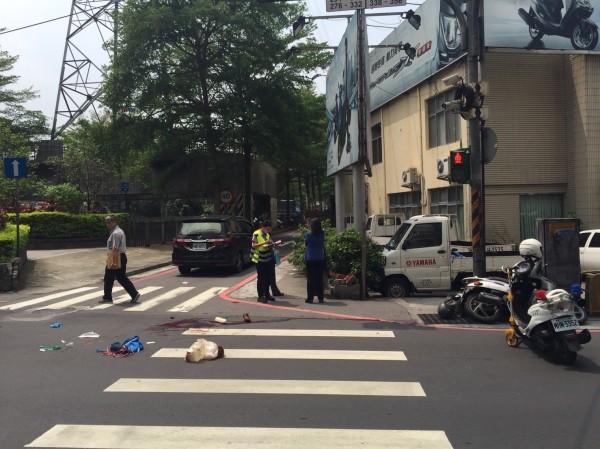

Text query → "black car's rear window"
[179,222,224,235]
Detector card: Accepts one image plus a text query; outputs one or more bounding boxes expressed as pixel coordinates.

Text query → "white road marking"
[0,287,97,311]
[125,286,195,312]
[167,286,227,312]
[105,378,425,396]
[152,348,407,360]
[26,425,453,448]
[183,328,395,338]
[89,286,164,309]
[36,288,123,310]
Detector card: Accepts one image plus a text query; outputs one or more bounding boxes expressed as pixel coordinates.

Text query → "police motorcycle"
[437,275,509,324]
[504,239,591,365]
[518,0,598,51]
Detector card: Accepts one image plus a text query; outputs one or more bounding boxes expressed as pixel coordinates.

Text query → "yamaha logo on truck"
[406,259,437,267]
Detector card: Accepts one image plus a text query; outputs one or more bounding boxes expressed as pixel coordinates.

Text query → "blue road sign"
[121,182,129,192]
[4,157,28,179]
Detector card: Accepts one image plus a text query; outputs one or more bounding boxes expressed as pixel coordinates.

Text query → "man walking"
[99,215,141,304]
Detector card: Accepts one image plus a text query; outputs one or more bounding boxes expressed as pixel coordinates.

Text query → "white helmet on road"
[519,238,542,259]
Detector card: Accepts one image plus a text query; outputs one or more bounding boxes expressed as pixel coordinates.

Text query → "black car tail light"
[173,238,189,247]
[210,237,233,247]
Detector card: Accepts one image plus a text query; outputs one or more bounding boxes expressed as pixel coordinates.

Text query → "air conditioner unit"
[437,157,450,180]
[401,168,419,187]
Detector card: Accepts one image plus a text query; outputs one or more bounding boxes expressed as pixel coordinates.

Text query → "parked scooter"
[504,239,591,365]
[437,276,509,324]
[518,0,599,50]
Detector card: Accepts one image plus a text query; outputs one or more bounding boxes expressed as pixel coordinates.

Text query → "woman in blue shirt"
[304,218,326,303]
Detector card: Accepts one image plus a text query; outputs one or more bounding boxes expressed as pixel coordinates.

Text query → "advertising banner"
[485,0,600,52]
[369,0,466,112]
[326,12,360,176]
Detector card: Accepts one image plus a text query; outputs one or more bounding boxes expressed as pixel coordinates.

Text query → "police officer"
[252,220,274,303]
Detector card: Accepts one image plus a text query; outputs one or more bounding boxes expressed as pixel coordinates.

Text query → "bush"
[43,183,85,213]
[289,220,385,287]
[0,224,30,263]
[8,212,129,240]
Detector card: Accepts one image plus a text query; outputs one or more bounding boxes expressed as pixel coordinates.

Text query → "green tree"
[0,44,49,210]
[43,183,86,213]
[102,0,331,210]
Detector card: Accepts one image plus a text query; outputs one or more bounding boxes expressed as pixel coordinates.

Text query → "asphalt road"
[1,259,600,449]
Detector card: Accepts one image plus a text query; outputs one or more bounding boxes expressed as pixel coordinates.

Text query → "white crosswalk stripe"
[153,348,407,360]
[183,328,396,337]
[89,286,165,309]
[25,425,453,448]
[167,286,227,312]
[105,378,425,396]
[1,285,228,313]
[0,286,97,311]
[37,287,124,310]
[24,326,454,448]
[125,286,195,312]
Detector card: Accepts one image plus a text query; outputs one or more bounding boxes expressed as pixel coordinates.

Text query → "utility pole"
[443,0,485,277]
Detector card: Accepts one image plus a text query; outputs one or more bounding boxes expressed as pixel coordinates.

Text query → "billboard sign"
[485,0,600,52]
[369,0,466,112]
[326,12,365,176]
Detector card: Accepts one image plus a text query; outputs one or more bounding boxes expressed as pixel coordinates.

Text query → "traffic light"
[449,149,471,184]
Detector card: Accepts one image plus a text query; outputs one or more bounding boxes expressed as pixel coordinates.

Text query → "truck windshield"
[386,223,411,249]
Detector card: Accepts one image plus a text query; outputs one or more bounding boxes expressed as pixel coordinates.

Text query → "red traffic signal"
[449,149,471,184]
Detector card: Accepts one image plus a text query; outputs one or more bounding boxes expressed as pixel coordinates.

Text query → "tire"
[463,292,502,323]
[528,9,544,40]
[571,22,599,51]
[383,277,410,298]
[574,304,588,325]
[555,336,577,366]
[178,266,192,275]
[231,252,244,273]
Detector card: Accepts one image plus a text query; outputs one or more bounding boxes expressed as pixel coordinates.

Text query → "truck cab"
[381,215,454,296]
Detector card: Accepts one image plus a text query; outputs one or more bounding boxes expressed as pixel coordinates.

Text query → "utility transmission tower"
[51,0,119,139]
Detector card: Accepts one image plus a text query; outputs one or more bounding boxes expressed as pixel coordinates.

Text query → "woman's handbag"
[273,249,281,266]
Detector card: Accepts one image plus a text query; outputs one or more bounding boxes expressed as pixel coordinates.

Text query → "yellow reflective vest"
[252,230,271,263]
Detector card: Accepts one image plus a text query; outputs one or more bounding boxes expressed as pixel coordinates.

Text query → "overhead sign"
[4,157,28,179]
[326,0,407,12]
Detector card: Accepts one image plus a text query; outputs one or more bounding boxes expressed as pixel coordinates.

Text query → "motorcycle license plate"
[551,316,579,332]
[192,243,207,250]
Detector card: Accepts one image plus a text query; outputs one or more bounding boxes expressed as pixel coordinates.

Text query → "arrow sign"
[4,157,28,179]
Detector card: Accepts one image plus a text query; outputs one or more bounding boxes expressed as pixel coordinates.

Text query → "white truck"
[366,214,405,245]
[377,214,521,297]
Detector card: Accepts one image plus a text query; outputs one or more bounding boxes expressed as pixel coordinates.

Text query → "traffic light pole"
[443,0,485,277]
[466,0,485,277]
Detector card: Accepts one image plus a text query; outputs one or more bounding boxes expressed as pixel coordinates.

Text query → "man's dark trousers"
[103,253,137,300]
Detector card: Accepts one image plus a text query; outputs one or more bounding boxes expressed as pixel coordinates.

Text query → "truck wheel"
[383,278,410,298]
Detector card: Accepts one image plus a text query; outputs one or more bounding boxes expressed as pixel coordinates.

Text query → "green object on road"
[39,345,61,351]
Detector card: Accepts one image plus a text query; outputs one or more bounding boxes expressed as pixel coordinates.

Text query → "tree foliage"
[102,0,331,187]
[0,44,49,210]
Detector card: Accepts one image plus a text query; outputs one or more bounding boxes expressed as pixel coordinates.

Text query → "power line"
[0,14,70,35]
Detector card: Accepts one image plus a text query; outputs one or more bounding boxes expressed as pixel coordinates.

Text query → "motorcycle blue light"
[570,284,583,295]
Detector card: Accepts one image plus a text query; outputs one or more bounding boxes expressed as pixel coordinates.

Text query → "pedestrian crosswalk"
[24,326,455,448]
[0,285,228,313]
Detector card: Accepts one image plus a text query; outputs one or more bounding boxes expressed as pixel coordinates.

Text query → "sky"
[0,0,422,130]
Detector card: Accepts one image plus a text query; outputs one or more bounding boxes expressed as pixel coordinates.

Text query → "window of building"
[389,191,422,219]
[372,123,382,165]
[430,187,464,238]
[427,90,461,148]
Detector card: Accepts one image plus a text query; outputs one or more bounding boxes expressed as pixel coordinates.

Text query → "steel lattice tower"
[51,0,119,139]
